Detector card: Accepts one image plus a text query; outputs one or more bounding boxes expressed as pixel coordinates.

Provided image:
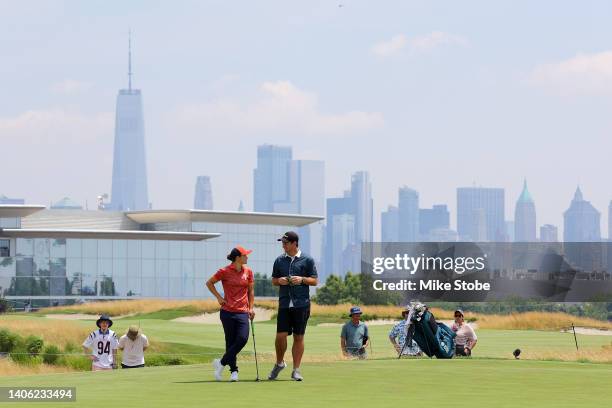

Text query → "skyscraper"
[419,204,449,240]
[109,33,149,211]
[563,187,601,241]
[505,221,515,242]
[323,171,372,278]
[274,160,325,261]
[253,145,292,212]
[514,180,536,242]
[381,205,399,242]
[194,176,213,210]
[540,224,558,242]
[350,171,373,243]
[609,201,612,241]
[329,213,355,278]
[252,146,324,261]
[325,195,352,279]
[398,187,419,242]
[457,187,505,241]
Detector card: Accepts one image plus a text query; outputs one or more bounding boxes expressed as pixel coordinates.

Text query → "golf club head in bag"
[403,302,456,359]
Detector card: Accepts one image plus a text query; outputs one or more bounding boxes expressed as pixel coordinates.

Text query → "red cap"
[236,246,253,256]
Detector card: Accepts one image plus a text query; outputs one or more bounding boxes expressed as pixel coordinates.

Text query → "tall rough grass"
[39,299,225,316]
[476,312,612,330]
[0,319,89,347]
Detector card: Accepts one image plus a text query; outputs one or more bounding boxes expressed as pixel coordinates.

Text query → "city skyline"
[2,1,612,239]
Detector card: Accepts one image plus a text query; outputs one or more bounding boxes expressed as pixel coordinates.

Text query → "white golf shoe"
[213,358,224,381]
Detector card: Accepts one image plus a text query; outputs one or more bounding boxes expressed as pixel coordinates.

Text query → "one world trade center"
[109,33,149,211]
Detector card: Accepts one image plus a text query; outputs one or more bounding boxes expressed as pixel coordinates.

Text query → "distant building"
[608,201,612,241]
[329,213,355,277]
[563,186,600,242]
[194,176,213,210]
[471,208,488,242]
[0,195,25,205]
[514,180,536,242]
[325,195,352,279]
[505,221,515,242]
[51,197,83,210]
[457,187,505,241]
[273,160,325,262]
[109,34,149,211]
[540,224,558,242]
[426,228,458,242]
[381,205,399,242]
[253,145,292,212]
[398,187,419,242]
[419,204,449,240]
[0,206,322,306]
[350,171,373,243]
[252,146,325,259]
[322,172,372,279]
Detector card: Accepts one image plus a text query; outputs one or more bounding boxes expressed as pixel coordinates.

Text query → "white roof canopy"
[0,205,46,218]
[125,209,324,227]
[0,228,219,241]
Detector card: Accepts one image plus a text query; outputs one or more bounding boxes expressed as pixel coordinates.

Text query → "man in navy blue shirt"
[267,231,318,381]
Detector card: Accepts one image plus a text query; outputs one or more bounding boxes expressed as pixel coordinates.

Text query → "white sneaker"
[291,368,304,381]
[230,371,239,382]
[213,358,224,381]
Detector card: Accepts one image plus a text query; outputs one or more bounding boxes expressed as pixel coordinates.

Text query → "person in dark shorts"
[268,231,318,381]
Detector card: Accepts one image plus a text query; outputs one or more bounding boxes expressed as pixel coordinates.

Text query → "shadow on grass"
[174,379,292,383]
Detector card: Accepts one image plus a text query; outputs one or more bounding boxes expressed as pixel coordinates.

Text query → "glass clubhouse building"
[0,205,323,306]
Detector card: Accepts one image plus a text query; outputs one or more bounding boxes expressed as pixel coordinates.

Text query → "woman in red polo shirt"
[206,246,255,382]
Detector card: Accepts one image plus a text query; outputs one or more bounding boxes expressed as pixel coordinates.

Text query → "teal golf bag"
[405,304,456,359]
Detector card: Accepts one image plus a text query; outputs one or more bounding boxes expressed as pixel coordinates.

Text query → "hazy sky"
[1,0,612,239]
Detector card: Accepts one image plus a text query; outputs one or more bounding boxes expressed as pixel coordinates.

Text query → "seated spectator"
[340,306,369,359]
[451,309,477,356]
[389,306,422,356]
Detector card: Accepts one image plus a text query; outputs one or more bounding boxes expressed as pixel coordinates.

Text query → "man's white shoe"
[213,358,224,381]
[230,371,239,382]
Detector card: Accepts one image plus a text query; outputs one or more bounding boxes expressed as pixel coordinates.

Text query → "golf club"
[571,323,579,351]
[397,339,408,359]
[250,318,260,381]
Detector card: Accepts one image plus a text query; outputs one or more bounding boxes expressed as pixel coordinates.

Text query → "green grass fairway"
[103,316,612,360]
[2,314,611,407]
[1,359,611,408]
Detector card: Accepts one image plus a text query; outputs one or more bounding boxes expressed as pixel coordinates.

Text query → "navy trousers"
[219,309,250,372]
